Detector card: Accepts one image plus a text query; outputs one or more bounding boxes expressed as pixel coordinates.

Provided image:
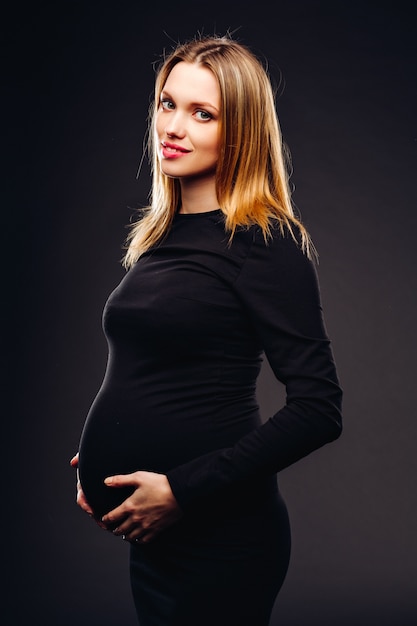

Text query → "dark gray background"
[5,0,416,624]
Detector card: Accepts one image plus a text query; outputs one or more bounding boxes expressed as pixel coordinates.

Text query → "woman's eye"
[195,110,212,121]
[160,99,174,110]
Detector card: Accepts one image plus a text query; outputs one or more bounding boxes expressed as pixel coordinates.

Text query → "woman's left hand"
[101,471,183,544]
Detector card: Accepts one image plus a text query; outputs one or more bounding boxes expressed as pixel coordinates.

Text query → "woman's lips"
[161,141,191,159]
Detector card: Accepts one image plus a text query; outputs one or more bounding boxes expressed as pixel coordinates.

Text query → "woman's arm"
[165,227,343,511]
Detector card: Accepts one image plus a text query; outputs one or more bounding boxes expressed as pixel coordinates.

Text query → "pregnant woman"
[71,34,343,626]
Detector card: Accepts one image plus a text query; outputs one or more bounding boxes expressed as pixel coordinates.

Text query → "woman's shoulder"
[230,219,319,298]
[239,219,312,263]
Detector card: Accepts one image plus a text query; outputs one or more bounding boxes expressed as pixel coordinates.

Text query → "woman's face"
[155,62,221,185]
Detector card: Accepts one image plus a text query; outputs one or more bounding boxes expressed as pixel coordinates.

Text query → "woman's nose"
[164,112,186,138]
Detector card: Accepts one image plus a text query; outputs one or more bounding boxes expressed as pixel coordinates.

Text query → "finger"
[77,497,93,515]
[109,511,145,538]
[94,517,108,530]
[121,528,150,544]
[104,474,139,488]
[130,529,155,544]
[70,453,79,468]
[102,504,128,528]
[76,483,94,515]
[78,496,94,516]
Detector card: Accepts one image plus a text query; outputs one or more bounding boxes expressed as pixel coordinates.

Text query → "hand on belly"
[101,470,183,543]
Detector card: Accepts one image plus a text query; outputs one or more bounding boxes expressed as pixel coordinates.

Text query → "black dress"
[78,209,342,626]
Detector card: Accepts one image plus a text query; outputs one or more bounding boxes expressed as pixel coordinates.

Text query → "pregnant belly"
[78,419,140,519]
[78,384,260,519]
[77,391,213,518]
[77,386,177,518]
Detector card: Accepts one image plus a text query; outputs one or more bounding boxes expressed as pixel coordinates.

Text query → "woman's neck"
[178,177,219,214]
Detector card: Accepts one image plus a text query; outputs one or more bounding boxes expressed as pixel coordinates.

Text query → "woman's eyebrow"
[160,90,219,113]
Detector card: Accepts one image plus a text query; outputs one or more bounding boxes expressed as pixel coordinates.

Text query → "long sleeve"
[166,226,343,511]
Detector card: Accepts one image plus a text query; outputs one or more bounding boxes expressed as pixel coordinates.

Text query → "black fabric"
[129,484,291,626]
[77,208,342,623]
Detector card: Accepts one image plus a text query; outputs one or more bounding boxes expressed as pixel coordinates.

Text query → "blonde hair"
[123,35,312,268]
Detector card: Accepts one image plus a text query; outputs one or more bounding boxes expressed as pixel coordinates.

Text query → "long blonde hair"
[123,35,311,268]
